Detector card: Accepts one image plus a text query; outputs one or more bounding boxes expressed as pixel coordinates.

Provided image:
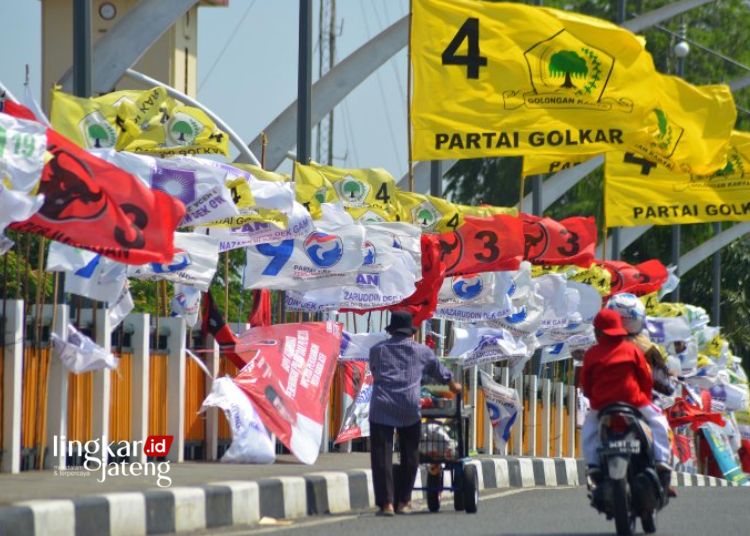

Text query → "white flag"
[435,271,514,322]
[480,371,521,447]
[171,284,202,328]
[51,324,119,374]
[107,283,134,330]
[488,262,544,338]
[450,325,530,367]
[243,221,365,291]
[0,113,47,193]
[199,200,314,252]
[47,242,127,303]
[92,149,239,227]
[127,232,219,291]
[646,316,692,345]
[0,183,44,237]
[535,273,569,329]
[339,331,390,361]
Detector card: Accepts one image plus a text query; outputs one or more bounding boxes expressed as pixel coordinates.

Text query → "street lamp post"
[670,23,689,302]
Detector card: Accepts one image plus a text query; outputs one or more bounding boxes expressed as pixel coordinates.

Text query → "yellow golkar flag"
[605,131,750,227]
[411,0,662,161]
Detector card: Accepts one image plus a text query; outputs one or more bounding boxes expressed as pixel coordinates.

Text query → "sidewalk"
[0,454,736,536]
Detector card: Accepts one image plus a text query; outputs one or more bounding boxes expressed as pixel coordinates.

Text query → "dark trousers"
[369,420,421,508]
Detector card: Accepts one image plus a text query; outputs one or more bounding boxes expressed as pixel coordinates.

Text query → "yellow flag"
[640,292,685,317]
[233,164,289,182]
[397,191,515,232]
[531,264,611,296]
[411,0,659,161]
[623,78,735,175]
[605,131,750,227]
[522,153,597,176]
[50,86,229,156]
[295,162,402,222]
[293,162,341,219]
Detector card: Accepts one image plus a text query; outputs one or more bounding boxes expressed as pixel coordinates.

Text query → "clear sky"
[0,0,410,179]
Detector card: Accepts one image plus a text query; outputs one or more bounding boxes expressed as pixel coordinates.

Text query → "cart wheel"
[453,469,466,511]
[463,464,479,514]
[427,469,442,512]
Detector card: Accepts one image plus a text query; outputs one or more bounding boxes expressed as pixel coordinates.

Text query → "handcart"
[398,383,478,513]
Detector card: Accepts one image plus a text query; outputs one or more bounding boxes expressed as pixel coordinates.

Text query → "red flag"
[233,321,343,464]
[4,103,184,265]
[248,289,272,327]
[436,214,524,276]
[521,214,596,267]
[601,259,668,296]
[201,291,245,368]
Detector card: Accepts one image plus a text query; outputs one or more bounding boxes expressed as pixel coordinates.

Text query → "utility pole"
[609,0,627,260]
[297,0,313,165]
[316,0,336,165]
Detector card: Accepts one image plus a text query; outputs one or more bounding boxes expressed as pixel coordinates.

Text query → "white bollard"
[93,308,112,466]
[512,374,524,456]
[541,379,551,458]
[165,317,187,462]
[470,366,478,454]
[526,375,538,457]
[499,367,510,455]
[45,304,70,471]
[482,364,493,455]
[1,300,24,473]
[128,313,150,464]
[567,385,577,458]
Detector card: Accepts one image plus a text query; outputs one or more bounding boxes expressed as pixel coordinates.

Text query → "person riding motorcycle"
[580,309,673,487]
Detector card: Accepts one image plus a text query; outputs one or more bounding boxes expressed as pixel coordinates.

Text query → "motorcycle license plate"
[598,440,640,455]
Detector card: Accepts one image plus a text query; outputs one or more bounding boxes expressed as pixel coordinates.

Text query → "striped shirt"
[368,334,453,427]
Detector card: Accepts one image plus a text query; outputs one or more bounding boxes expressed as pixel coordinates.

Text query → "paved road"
[193,486,750,536]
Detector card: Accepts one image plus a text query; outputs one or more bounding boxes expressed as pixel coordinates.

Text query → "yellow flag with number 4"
[411,0,661,161]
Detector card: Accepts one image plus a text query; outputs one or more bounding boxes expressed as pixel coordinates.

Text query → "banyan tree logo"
[675,147,748,192]
[503,30,631,113]
[412,201,440,230]
[166,112,203,146]
[80,112,117,149]
[335,176,370,207]
[650,108,684,158]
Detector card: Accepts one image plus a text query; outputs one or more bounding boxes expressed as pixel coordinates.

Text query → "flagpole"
[407,0,414,192]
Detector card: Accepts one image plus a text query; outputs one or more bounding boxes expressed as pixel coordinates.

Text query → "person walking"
[368,311,461,516]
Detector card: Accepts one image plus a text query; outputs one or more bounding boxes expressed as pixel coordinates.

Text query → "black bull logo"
[37,145,107,222]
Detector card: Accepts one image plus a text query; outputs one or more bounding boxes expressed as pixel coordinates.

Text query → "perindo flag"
[200,200,314,252]
[537,281,601,346]
[601,259,668,296]
[605,132,750,227]
[523,153,596,176]
[339,331,389,361]
[438,272,496,307]
[434,271,514,322]
[92,150,238,228]
[398,190,516,233]
[437,214,525,276]
[522,213,596,267]
[295,162,402,222]
[51,87,229,156]
[479,371,521,446]
[127,232,219,291]
[622,79,735,176]
[535,273,570,329]
[243,221,365,291]
[107,283,134,331]
[411,0,659,161]
[488,262,545,338]
[5,115,185,264]
[645,316,692,346]
[171,284,202,328]
[233,321,343,464]
[46,242,128,304]
[335,364,374,444]
[450,325,530,367]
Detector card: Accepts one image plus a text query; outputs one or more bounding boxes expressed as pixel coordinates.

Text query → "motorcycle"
[588,403,671,536]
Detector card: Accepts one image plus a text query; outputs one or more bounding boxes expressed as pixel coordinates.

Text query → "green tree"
[87,124,108,148]
[171,120,193,142]
[549,50,588,88]
[342,181,362,199]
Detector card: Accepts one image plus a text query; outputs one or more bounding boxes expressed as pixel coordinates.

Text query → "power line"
[198,0,258,92]
[653,24,750,75]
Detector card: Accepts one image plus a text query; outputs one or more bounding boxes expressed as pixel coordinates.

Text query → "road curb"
[0,457,736,536]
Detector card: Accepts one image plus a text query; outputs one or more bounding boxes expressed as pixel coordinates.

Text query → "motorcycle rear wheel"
[613,479,635,536]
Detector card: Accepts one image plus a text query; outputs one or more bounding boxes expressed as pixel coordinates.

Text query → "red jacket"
[580,336,653,410]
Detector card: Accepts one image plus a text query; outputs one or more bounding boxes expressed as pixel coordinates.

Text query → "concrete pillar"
[482,364,494,455]
[205,338,220,461]
[128,313,150,464]
[567,385,577,457]
[1,300,24,473]
[92,308,112,466]
[165,317,187,462]
[512,374,524,456]
[526,375,538,457]
[44,304,70,470]
[470,366,478,453]
[554,381,564,457]
[499,367,509,455]
[541,378,551,458]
